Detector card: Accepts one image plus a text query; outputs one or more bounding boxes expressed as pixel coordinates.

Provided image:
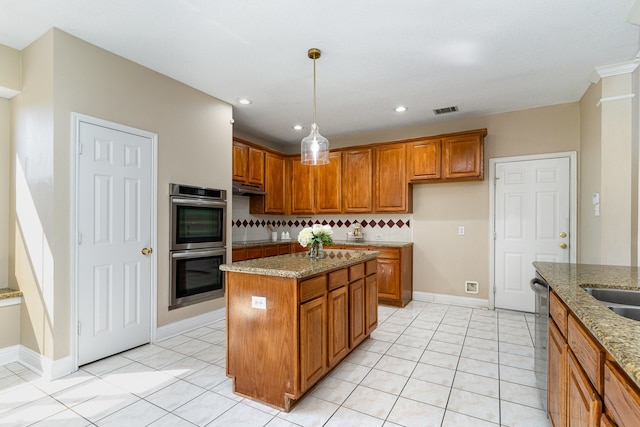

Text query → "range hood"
[232,181,266,196]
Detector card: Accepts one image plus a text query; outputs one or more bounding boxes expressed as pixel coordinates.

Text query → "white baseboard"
[18,346,73,379]
[156,307,226,342]
[413,291,489,309]
[0,345,19,365]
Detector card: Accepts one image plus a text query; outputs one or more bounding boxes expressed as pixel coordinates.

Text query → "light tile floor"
[0,301,551,426]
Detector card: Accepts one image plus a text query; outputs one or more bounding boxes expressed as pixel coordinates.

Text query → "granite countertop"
[220,250,380,279]
[232,239,412,249]
[0,288,23,299]
[534,261,640,387]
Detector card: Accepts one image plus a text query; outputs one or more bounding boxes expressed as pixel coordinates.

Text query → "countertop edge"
[533,261,640,388]
[232,240,413,249]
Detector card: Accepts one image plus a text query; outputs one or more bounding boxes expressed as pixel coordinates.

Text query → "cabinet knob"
[141,248,153,255]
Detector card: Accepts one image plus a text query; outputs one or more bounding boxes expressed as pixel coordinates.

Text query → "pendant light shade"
[301,48,329,165]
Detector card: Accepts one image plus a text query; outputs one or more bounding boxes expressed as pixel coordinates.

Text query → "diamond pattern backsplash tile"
[231,195,412,243]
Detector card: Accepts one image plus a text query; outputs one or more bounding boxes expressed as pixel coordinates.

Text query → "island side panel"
[226,272,298,409]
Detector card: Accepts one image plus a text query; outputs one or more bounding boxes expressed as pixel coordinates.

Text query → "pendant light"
[301,48,329,165]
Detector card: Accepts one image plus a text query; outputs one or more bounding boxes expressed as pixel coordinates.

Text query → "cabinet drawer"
[550,291,568,338]
[366,260,377,276]
[246,247,263,260]
[568,314,604,394]
[300,275,327,303]
[367,247,399,259]
[349,263,365,281]
[232,248,247,262]
[263,245,279,257]
[328,269,348,290]
[604,359,640,427]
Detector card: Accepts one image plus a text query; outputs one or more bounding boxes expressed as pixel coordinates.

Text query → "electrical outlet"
[465,281,479,294]
[458,226,465,236]
[251,296,267,310]
[375,234,383,240]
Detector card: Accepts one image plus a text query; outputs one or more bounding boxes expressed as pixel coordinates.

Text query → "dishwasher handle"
[530,277,549,296]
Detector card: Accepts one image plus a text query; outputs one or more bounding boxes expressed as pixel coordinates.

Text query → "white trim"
[70,113,158,371]
[18,347,73,379]
[156,307,226,342]
[0,345,19,365]
[0,296,21,307]
[0,87,20,99]
[596,94,635,107]
[488,151,577,310]
[412,291,489,309]
[592,61,640,82]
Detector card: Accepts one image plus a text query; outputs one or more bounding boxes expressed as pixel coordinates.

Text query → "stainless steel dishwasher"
[530,272,549,403]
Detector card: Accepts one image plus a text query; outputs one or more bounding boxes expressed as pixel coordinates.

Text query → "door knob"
[141,248,153,255]
[560,243,567,249]
[560,232,567,238]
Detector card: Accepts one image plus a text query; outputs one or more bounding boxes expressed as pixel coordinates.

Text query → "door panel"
[78,121,152,365]
[495,157,570,312]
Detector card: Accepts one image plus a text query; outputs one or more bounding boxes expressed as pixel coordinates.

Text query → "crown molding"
[589,61,640,83]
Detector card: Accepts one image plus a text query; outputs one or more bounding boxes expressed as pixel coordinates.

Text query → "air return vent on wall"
[433,105,459,115]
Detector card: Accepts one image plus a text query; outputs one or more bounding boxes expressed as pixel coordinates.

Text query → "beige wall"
[330,104,581,299]
[1,98,9,288]
[0,44,21,96]
[0,305,20,348]
[579,81,603,263]
[10,29,232,361]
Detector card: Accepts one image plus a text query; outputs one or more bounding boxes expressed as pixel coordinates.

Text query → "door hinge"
[78,142,83,155]
[493,285,497,294]
[78,232,83,245]
[77,321,81,335]
[493,232,497,240]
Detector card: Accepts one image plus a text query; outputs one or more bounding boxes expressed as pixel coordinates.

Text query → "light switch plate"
[251,296,267,310]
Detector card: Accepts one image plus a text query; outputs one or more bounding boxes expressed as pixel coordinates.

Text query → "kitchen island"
[534,262,640,426]
[220,249,379,411]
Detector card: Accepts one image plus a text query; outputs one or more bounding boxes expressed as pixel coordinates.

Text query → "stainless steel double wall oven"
[169,184,227,309]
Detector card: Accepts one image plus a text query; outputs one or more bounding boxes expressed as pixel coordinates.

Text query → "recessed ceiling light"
[238,98,252,105]
[293,125,303,131]
[394,106,408,113]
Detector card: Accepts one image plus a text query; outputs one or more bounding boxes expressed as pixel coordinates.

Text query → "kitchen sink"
[607,306,640,321]
[583,287,640,307]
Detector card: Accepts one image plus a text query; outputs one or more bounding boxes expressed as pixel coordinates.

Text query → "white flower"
[297,224,334,247]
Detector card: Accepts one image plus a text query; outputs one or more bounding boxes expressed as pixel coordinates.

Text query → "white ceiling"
[1,1,639,145]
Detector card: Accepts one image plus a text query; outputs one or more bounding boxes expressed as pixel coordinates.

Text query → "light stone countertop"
[220,250,380,279]
[0,288,22,299]
[534,261,640,387]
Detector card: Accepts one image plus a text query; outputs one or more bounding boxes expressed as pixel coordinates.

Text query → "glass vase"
[308,242,325,259]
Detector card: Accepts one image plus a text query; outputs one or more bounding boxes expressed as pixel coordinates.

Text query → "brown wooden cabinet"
[365,260,378,334]
[604,359,640,427]
[407,138,441,181]
[233,139,265,185]
[327,284,349,368]
[342,148,373,213]
[290,159,315,214]
[300,294,326,392]
[442,132,484,180]
[549,319,568,427]
[567,350,602,426]
[232,243,290,262]
[250,152,286,214]
[374,144,412,212]
[315,151,342,213]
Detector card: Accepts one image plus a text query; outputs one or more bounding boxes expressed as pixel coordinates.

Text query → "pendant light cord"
[313,55,317,125]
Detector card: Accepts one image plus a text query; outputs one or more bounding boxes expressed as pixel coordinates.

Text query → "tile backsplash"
[231,195,412,243]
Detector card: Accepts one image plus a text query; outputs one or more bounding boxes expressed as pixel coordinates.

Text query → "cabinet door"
[232,248,247,262]
[549,319,567,427]
[264,153,286,213]
[567,351,602,427]
[232,141,248,182]
[377,258,401,301]
[407,138,441,181]
[300,296,327,392]
[342,149,373,213]
[349,279,366,348]
[374,144,411,212]
[365,274,378,334]
[327,286,349,368]
[247,147,265,185]
[604,359,640,427]
[442,133,483,180]
[291,160,315,214]
[315,151,342,213]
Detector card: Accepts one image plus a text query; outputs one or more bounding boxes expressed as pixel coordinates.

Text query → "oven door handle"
[171,197,227,208]
[171,249,226,259]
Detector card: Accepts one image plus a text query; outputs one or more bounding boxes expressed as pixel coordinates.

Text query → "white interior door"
[77,121,153,365]
[494,157,571,312]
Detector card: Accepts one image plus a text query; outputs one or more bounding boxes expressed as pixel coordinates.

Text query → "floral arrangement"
[297,224,334,248]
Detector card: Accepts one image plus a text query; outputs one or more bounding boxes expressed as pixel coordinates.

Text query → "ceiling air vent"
[433,106,459,115]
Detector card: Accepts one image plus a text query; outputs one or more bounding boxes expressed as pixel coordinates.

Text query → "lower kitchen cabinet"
[604,359,640,427]
[567,350,602,426]
[549,319,567,427]
[299,294,326,392]
[327,285,349,368]
[365,270,378,334]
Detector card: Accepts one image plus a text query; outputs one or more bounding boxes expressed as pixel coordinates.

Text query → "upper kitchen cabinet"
[250,152,286,214]
[408,129,486,183]
[342,148,373,213]
[290,159,315,214]
[315,151,342,214]
[407,138,442,181]
[374,144,412,213]
[232,139,265,185]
